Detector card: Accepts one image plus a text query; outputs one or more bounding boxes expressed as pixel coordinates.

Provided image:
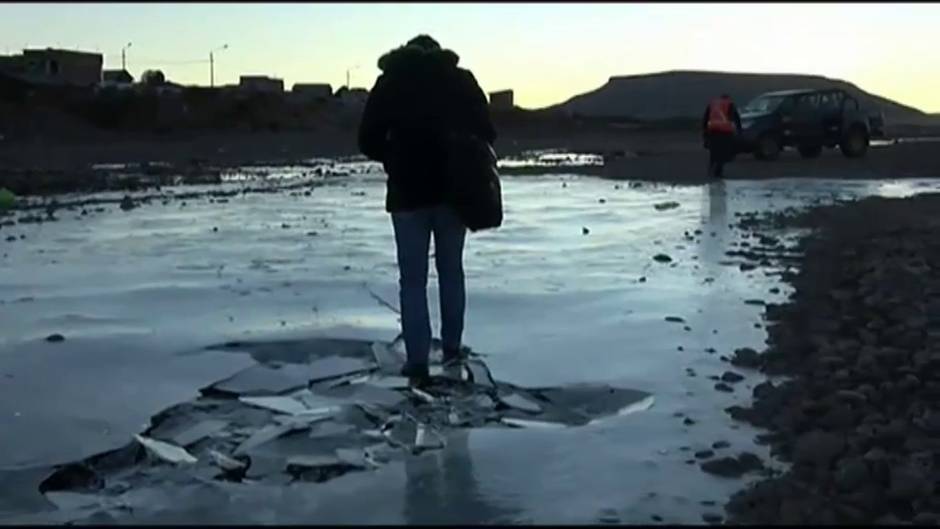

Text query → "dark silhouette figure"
[702,94,742,178]
[358,35,496,383]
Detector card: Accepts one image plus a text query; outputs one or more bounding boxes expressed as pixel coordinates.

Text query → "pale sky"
[2,2,938,112]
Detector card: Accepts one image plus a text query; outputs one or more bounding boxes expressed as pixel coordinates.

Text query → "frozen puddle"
[2,170,940,523]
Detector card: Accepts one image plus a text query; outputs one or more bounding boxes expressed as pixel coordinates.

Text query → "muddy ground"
[718,192,940,524]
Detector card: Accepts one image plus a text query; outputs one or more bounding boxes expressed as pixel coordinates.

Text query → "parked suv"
[737,88,885,161]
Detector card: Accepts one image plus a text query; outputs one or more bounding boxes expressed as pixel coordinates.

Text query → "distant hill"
[550,70,932,125]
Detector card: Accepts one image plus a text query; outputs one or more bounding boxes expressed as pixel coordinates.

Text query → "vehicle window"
[795,94,818,111]
[743,95,787,113]
[819,93,840,113]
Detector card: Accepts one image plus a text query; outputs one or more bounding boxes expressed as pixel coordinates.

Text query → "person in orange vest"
[702,94,742,178]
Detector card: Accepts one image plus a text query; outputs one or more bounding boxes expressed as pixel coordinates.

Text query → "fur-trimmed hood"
[377,43,460,73]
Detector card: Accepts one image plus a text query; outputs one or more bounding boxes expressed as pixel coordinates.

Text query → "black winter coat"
[358,44,496,213]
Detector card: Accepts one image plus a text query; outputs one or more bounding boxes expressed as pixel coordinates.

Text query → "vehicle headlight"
[741,120,753,130]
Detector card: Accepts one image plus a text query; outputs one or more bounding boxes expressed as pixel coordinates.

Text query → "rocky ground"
[717,193,940,525]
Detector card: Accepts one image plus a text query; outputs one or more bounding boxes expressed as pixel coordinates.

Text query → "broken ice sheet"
[383,417,444,453]
[285,453,366,483]
[42,491,111,512]
[163,420,230,448]
[207,450,247,473]
[308,421,357,439]
[500,417,567,429]
[371,341,405,374]
[133,435,198,464]
[499,392,543,414]
[335,448,374,469]
[410,387,437,404]
[233,423,297,456]
[239,388,343,417]
[308,356,375,383]
[324,382,407,409]
[206,363,312,397]
[536,385,652,421]
[414,424,445,452]
[465,360,495,388]
[366,375,410,390]
[295,389,349,412]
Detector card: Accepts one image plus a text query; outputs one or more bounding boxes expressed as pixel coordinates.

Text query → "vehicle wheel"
[754,134,781,161]
[798,144,823,159]
[840,127,869,158]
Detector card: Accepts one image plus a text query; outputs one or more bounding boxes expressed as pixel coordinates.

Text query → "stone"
[45,334,65,343]
[753,381,776,400]
[654,201,680,211]
[702,513,724,524]
[694,450,715,460]
[794,431,845,467]
[736,452,764,473]
[721,371,745,383]
[119,196,137,211]
[700,457,745,478]
[834,457,869,493]
[888,465,931,500]
[714,383,734,393]
[653,254,673,263]
[913,512,940,526]
[731,348,761,369]
[836,390,867,404]
[712,441,731,450]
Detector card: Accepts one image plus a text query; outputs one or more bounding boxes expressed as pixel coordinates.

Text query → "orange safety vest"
[706,97,735,134]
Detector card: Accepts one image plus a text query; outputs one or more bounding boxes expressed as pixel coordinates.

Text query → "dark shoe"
[442,348,467,367]
[400,363,430,386]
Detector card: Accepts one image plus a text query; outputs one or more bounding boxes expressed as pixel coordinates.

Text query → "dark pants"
[706,133,736,178]
[391,205,467,369]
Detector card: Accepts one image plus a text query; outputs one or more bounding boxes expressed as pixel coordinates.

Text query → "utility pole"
[345,64,360,90]
[210,44,229,88]
[121,42,132,71]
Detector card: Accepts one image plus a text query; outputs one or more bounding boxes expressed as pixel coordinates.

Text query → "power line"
[133,60,210,65]
[128,57,210,65]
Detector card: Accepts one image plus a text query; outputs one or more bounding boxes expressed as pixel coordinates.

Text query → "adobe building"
[0,48,103,87]
[489,89,514,111]
[291,83,332,102]
[238,75,285,94]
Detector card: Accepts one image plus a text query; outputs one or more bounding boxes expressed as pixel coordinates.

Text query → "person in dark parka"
[358,35,496,383]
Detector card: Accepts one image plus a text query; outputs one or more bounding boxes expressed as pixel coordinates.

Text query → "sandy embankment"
[717,193,940,524]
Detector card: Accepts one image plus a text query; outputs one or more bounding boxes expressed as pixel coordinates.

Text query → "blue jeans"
[391,205,467,369]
